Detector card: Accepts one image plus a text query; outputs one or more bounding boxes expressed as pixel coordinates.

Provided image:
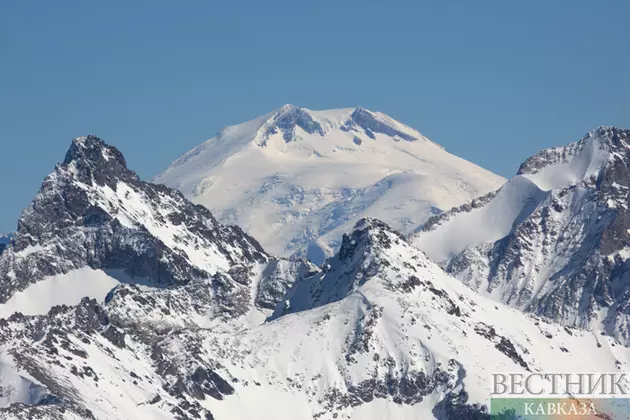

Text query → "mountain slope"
[155,105,505,264]
[1,218,629,420]
[0,135,312,325]
[411,127,630,344]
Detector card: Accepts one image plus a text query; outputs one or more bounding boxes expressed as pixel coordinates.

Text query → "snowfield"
[0,268,121,318]
[155,105,504,264]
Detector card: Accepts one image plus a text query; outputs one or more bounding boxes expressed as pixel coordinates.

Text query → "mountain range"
[0,109,628,420]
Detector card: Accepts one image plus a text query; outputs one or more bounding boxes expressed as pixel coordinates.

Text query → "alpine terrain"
[412,127,630,345]
[0,135,629,420]
[154,105,505,264]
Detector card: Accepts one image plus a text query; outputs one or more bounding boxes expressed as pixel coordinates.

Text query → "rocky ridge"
[412,127,630,344]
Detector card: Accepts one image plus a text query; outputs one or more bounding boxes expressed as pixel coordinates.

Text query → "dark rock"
[349,107,418,142]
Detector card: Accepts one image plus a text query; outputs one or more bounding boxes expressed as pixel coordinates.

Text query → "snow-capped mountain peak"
[345,106,435,144]
[516,126,629,191]
[411,126,630,344]
[155,106,505,263]
[65,134,127,164]
[271,218,417,317]
[251,104,436,148]
[59,134,136,193]
[254,104,325,145]
[0,135,311,325]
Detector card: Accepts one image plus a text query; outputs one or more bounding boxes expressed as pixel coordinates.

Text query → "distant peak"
[517,126,630,177]
[352,106,370,114]
[349,217,405,241]
[587,126,630,149]
[258,105,324,144]
[60,135,138,190]
[271,104,313,122]
[253,104,431,146]
[63,135,127,169]
[344,107,424,142]
[0,232,11,255]
[277,103,299,113]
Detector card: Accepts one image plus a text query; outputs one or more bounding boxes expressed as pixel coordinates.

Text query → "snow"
[611,247,630,261]
[413,175,549,262]
[0,220,628,419]
[0,354,47,408]
[521,134,607,190]
[412,130,611,262]
[204,387,315,420]
[93,182,232,272]
[194,222,630,418]
[0,267,120,318]
[13,244,44,257]
[62,169,236,276]
[154,105,504,263]
[0,126,627,419]
[409,127,630,343]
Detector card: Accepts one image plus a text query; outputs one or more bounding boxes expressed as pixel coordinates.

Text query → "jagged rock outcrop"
[0,135,312,323]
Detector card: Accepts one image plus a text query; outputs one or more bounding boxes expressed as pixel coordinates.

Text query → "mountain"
[154,105,505,264]
[0,136,630,420]
[1,215,629,420]
[0,135,313,323]
[411,127,630,344]
[1,136,627,419]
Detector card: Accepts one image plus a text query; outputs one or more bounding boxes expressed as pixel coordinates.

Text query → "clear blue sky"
[1,1,629,233]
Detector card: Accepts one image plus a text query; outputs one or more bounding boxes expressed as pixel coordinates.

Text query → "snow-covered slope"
[411,127,630,343]
[2,134,628,420]
[155,105,505,263]
[0,268,121,319]
[1,219,628,420]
